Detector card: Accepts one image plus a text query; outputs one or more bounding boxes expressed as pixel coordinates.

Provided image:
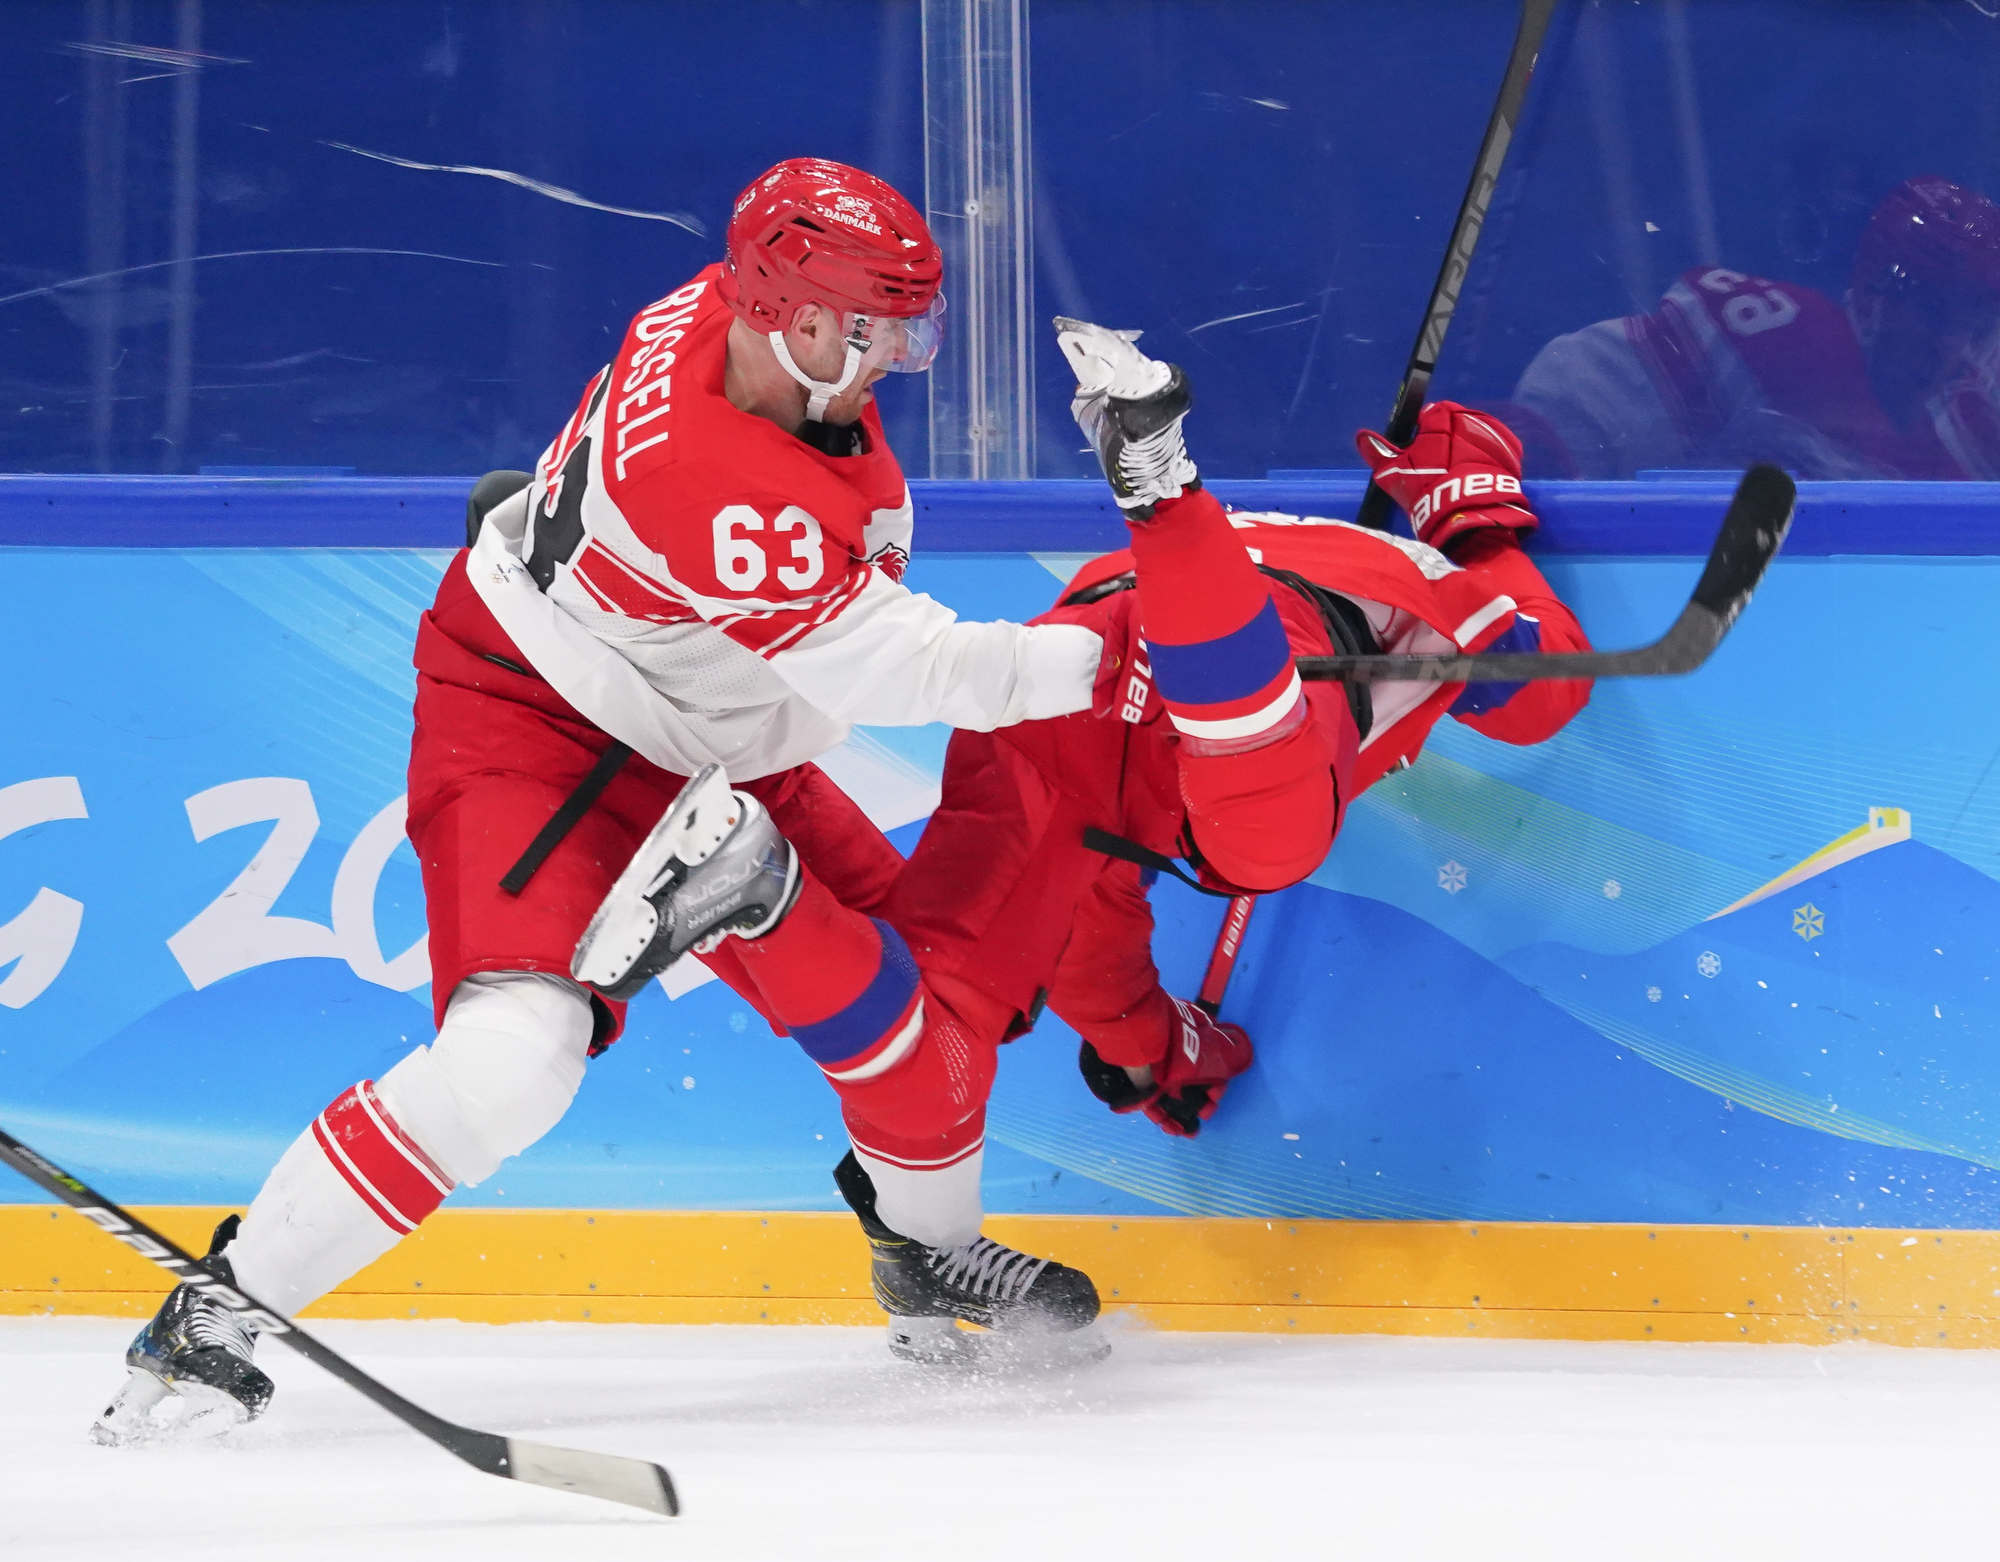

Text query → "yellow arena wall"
[8,1206,2000,1349]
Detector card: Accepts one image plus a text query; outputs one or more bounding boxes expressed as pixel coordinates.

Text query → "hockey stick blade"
[0,1125,680,1519]
[1299,464,1796,685]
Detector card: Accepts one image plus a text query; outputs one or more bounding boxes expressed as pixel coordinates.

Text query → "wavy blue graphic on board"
[1504,830,2000,1174]
[1000,873,2000,1227]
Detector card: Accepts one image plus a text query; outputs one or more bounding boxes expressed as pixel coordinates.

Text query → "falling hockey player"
[93,156,1115,1441]
[568,319,1597,1362]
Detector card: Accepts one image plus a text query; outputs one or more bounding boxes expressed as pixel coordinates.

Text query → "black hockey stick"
[1352,0,1561,534]
[1302,464,1795,686]
[0,1124,680,1519]
[1190,0,1560,1021]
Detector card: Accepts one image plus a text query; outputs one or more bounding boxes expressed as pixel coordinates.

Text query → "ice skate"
[1054,316,1199,515]
[834,1152,1107,1368]
[92,1215,274,1446]
[572,763,800,1000]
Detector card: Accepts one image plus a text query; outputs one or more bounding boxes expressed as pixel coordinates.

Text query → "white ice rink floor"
[4,1317,1996,1562]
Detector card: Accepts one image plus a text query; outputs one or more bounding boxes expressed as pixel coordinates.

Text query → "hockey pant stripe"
[1450,593,1520,648]
[789,918,924,1076]
[311,1080,455,1234]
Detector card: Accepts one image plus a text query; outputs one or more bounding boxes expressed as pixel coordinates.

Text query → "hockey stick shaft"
[1302,465,1796,685]
[1195,894,1257,1017]
[1353,0,1560,534]
[0,1124,679,1518]
[1193,0,1559,1011]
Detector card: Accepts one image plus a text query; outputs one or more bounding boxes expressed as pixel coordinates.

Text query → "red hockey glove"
[1145,1001,1254,1136]
[1078,999,1254,1138]
[1354,401,1537,553]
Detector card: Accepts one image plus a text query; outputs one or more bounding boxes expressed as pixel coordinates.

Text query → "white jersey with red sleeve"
[491,265,1097,781]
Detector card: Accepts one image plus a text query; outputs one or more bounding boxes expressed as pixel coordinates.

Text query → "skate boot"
[833,1152,1105,1367]
[572,763,800,1000]
[93,1214,274,1445]
[1054,316,1199,517]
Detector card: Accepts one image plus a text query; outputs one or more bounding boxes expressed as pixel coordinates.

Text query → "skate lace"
[927,1236,1051,1304]
[1116,421,1194,501]
[185,1297,256,1358]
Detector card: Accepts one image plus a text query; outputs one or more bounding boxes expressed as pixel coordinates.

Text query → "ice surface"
[4,1316,1997,1561]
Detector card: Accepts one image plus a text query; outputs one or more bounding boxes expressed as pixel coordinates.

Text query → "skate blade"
[572,764,738,989]
[92,1370,251,1447]
[888,1317,1112,1373]
[630,763,740,899]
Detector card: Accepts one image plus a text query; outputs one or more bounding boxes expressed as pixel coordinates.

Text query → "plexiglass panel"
[8,1,2000,481]
[0,0,924,475]
[1026,0,1524,479]
[1435,0,2000,480]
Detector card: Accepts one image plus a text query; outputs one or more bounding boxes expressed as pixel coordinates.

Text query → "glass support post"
[922,0,1034,479]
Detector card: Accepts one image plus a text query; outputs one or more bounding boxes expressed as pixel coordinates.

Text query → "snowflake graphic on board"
[1792,903,1825,942]
[1437,860,1468,894]
[1646,986,1663,1003]
[1696,950,1722,978]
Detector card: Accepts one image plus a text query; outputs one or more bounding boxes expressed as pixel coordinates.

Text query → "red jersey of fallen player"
[886,501,1591,1037]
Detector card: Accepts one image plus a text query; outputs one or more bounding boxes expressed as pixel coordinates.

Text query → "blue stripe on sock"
[1147,596,1293,709]
[790,920,921,1068]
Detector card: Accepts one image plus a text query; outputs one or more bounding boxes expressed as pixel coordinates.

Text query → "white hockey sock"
[225,971,593,1317]
[854,1141,985,1251]
[226,1116,412,1317]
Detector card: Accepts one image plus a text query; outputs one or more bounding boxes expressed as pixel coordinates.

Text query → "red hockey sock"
[836,971,1004,1152]
[1129,488,1301,747]
[734,868,928,1083]
[731,867,879,1022]
[1180,706,1345,892]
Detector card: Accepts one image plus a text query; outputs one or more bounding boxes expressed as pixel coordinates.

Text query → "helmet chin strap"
[769,331,866,422]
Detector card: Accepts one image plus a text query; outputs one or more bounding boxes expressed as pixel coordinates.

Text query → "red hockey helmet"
[718,158,944,332]
[1852,176,2000,303]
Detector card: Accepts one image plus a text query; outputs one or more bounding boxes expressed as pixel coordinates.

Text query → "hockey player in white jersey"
[95,156,1109,1441]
